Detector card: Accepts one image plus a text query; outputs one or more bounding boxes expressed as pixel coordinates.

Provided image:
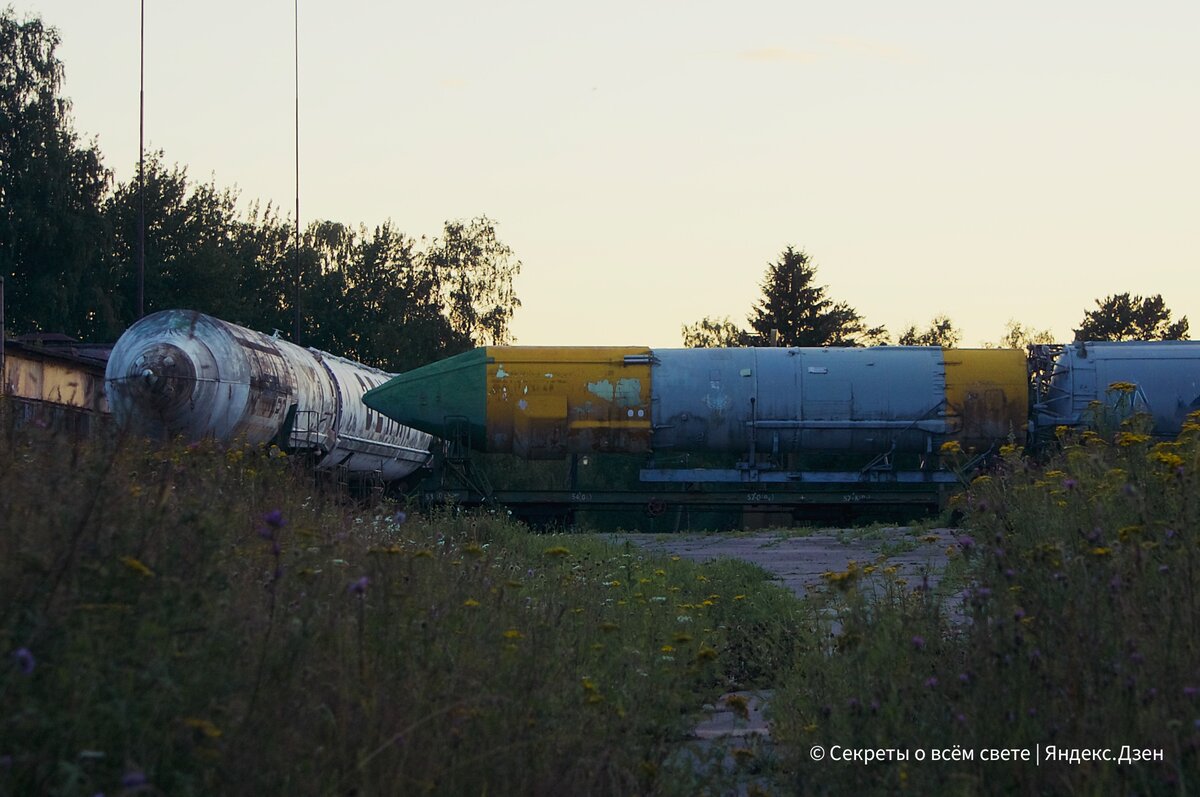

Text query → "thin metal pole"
[137,0,145,318]
[293,0,301,344]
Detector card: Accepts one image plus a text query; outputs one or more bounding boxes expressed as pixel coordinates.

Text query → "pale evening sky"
[20,0,1200,347]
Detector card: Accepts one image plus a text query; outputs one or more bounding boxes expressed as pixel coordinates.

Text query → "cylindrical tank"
[105,310,432,480]
[1037,341,1200,438]
[362,345,1029,459]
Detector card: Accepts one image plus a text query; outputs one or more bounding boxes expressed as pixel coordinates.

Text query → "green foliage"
[992,318,1056,349]
[749,247,882,347]
[1077,293,1189,341]
[0,412,807,796]
[897,315,960,347]
[770,413,1200,794]
[1,10,521,370]
[0,9,109,337]
[681,316,752,348]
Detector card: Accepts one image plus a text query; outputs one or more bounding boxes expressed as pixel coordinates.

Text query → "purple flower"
[264,509,286,528]
[393,510,408,525]
[911,635,926,650]
[1063,478,1078,491]
[1014,608,1026,621]
[1004,568,1016,579]
[1184,686,1198,699]
[1166,529,1178,540]
[956,535,975,552]
[959,672,971,684]
[1159,565,1170,574]
[349,576,369,596]
[12,648,34,675]
[956,713,968,724]
[120,771,147,788]
[925,676,939,688]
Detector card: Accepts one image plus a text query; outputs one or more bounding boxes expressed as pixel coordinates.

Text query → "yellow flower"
[1150,450,1185,469]
[673,632,693,643]
[654,568,667,577]
[581,677,598,693]
[1090,547,1112,557]
[542,546,570,557]
[940,440,963,454]
[1116,432,1150,447]
[660,644,675,653]
[697,646,718,661]
[733,594,747,601]
[1108,381,1137,393]
[999,443,1020,456]
[1117,525,1142,542]
[599,621,619,632]
[183,718,222,739]
[412,549,434,559]
[502,628,524,639]
[462,543,484,557]
[119,556,154,578]
[463,598,481,608]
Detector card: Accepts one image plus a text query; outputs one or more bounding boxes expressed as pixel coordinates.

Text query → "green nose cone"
[362,348,489,442]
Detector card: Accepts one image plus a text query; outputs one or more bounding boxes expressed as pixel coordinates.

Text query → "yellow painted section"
[3,350,108,413]
[942,348,1028,451]
[483,346,652,458]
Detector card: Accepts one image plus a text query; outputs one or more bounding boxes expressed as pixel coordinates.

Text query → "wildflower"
[502,628,523,639]
[263,509,286,528]
[925,676,939,688]
[599,622,619,632]
[1116,432,1150,447]
[959,672,970,684]
[733,594,747,601]
[999,443,1019,456]
[12,648,35,675]
[911,635,926,650]
[606,579,622,588]
[660,645,675,653]
[543,546,570,557]
[940,441,963,455]
[348,576,369,596]
[462,598,481,608]
[724,694,751,720]
[119,556,155,578]
[581,677,598,693]
[956,535,975,553]
[121,771,148,788]
[673,632,693,643]
[1184,687,1198,699]
[732,748,756,765]
[696,646,718,661]
[1108,381,1137,392]
[183,717,222,739]
[1063,477,1078,490]
[1090,547,1112,557]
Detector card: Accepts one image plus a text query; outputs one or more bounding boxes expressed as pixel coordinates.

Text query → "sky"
[20,0,1200,347]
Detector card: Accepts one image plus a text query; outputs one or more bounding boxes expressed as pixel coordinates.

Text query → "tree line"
[683,246,1189,349]
[0,11,519,373]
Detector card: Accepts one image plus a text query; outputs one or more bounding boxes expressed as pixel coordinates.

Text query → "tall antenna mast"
[293,0,302,344]
[137,0,145,318]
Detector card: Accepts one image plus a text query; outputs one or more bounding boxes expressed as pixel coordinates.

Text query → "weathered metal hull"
[1036,341,1200,437]
[105,310,432,480]
[363,345,1029,459]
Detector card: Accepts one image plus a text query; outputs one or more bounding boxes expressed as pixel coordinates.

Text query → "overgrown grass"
[772,410,1200,794]
[0,408,809,796]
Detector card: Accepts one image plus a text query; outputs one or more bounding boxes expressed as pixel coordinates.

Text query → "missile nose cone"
[363,348,488,441]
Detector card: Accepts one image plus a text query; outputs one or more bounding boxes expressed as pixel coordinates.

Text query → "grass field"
[3,402,1199,795]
